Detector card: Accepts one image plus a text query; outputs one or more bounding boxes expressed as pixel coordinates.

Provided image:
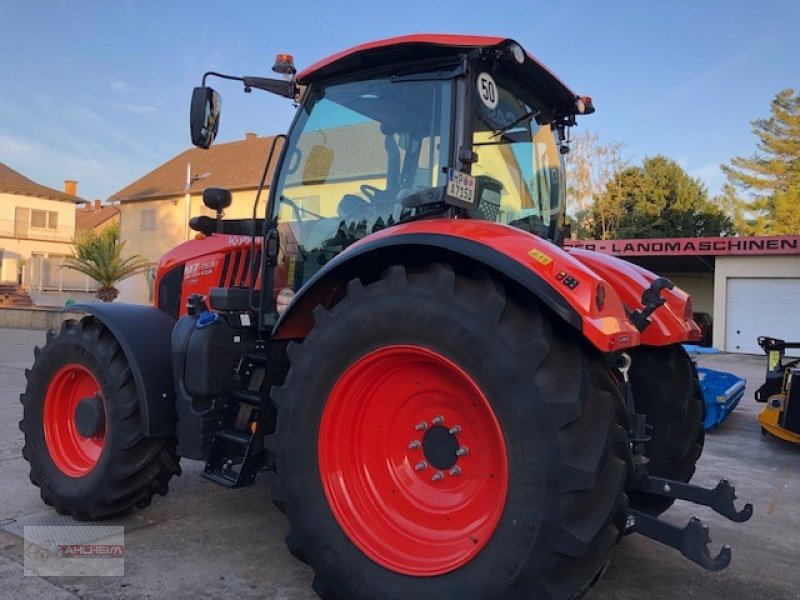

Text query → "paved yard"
[0,328,797,598]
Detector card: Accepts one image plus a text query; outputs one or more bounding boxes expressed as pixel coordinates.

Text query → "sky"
[1,1,798,202]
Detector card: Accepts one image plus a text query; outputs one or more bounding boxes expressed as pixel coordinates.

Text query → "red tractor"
[20,35,751,599]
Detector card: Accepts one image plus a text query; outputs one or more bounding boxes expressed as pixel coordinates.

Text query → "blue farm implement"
[696,367,746,430]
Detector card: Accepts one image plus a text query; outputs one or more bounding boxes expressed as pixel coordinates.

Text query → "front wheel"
[269,263,630,600]
[20,317,180,520]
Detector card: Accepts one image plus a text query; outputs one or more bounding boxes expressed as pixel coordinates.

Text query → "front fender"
[70,303,177,436]
[274,220,640,352]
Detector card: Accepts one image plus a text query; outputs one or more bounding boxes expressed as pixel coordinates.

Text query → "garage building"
[566,235,800,354]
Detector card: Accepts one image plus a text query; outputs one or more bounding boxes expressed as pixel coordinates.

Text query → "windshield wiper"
[491,109,540,139]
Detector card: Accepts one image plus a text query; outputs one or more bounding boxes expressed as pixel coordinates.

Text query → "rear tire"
[20,316,180,520]
[627,344,704,516]
[269,263,630,600]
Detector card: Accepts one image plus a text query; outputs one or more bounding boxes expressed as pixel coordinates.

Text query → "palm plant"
[64,223,152,302]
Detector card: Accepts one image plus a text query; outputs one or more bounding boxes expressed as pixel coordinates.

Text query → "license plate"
[445,169,477,208]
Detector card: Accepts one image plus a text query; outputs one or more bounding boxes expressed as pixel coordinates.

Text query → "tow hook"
[627,277,674,332]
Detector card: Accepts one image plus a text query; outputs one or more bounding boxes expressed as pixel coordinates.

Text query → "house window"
[293,195,321,216]
[31,210,58,229]
[140,209,156,231]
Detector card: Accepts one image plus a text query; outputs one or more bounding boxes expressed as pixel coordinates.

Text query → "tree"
[64,223,152,302]
[722,88,800,234]
[564,130,627,237]
[589,155,732,239]
[712,184,767,236]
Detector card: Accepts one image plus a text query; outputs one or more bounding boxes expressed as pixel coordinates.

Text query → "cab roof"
[297,34,587,116]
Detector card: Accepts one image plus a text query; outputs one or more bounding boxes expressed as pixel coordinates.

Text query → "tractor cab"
[189,35,592,307]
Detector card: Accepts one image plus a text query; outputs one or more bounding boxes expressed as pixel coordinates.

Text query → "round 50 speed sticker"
[476,72,499,110]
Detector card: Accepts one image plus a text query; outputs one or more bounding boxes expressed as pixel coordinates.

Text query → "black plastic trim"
[69,303,177,436]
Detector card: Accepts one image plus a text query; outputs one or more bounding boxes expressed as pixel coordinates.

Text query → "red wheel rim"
[318,345,508,576]
[43,364,105,477]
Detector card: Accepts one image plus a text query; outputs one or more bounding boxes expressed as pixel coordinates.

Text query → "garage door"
[725,278,800,354]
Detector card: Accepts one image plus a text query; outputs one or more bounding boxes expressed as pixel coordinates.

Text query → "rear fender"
[568,248,701,345]
[70,303,177,436]
[274,220,640,352]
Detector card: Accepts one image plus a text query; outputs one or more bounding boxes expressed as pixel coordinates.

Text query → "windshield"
[272,78,452,291]
[471,71,565,241]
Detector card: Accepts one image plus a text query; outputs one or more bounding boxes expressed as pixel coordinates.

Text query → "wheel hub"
[421,424,459,470]
[74,395,104,438]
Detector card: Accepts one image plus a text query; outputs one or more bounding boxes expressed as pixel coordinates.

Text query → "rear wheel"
[269,264,630,600]
[20,316,180,520]
[627,344,705,516]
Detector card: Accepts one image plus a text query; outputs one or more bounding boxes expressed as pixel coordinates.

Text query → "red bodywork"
[161,222,698,351]
[568,248,701,346]
[156,235,263,317]
[357,220,642,352]
[155,228,300,317]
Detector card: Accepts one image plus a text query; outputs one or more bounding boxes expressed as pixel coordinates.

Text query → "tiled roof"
[0,162,84,203]
[109,125,390,203]
[108,136,284,203]
[75,205,119,231]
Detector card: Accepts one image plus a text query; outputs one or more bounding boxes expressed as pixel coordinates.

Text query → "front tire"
[269,264,630,600]
[20,316,180,520]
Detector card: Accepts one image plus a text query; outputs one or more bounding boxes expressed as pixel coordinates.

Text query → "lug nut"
[432,415,444,425]
[448,425,461,435]
[448,466,461,476]
[415,461,428,471]
[408,440,421,450]
[431,471,444,481]
[415,421,428,431]
[456,446,469,457]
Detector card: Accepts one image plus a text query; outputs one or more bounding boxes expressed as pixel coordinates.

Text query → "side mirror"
[190,87,221,149]
[203,188,232,212]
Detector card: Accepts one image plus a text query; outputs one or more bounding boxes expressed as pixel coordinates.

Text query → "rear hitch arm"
[627,509,731,571]
[635,476,753,523]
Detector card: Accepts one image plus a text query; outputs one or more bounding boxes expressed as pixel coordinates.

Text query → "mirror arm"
[242,76,297,98]
[201,71,297,99]
[202,71,244,86]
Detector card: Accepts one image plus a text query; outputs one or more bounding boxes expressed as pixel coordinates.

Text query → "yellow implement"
[756,337,800,444]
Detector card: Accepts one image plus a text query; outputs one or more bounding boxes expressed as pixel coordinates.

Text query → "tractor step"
[201,469,239,488]
[216,429,252,445]
[231,390,261,407]
[627,509,731,571]
[244,352,268,365]
[203,353,269,489]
